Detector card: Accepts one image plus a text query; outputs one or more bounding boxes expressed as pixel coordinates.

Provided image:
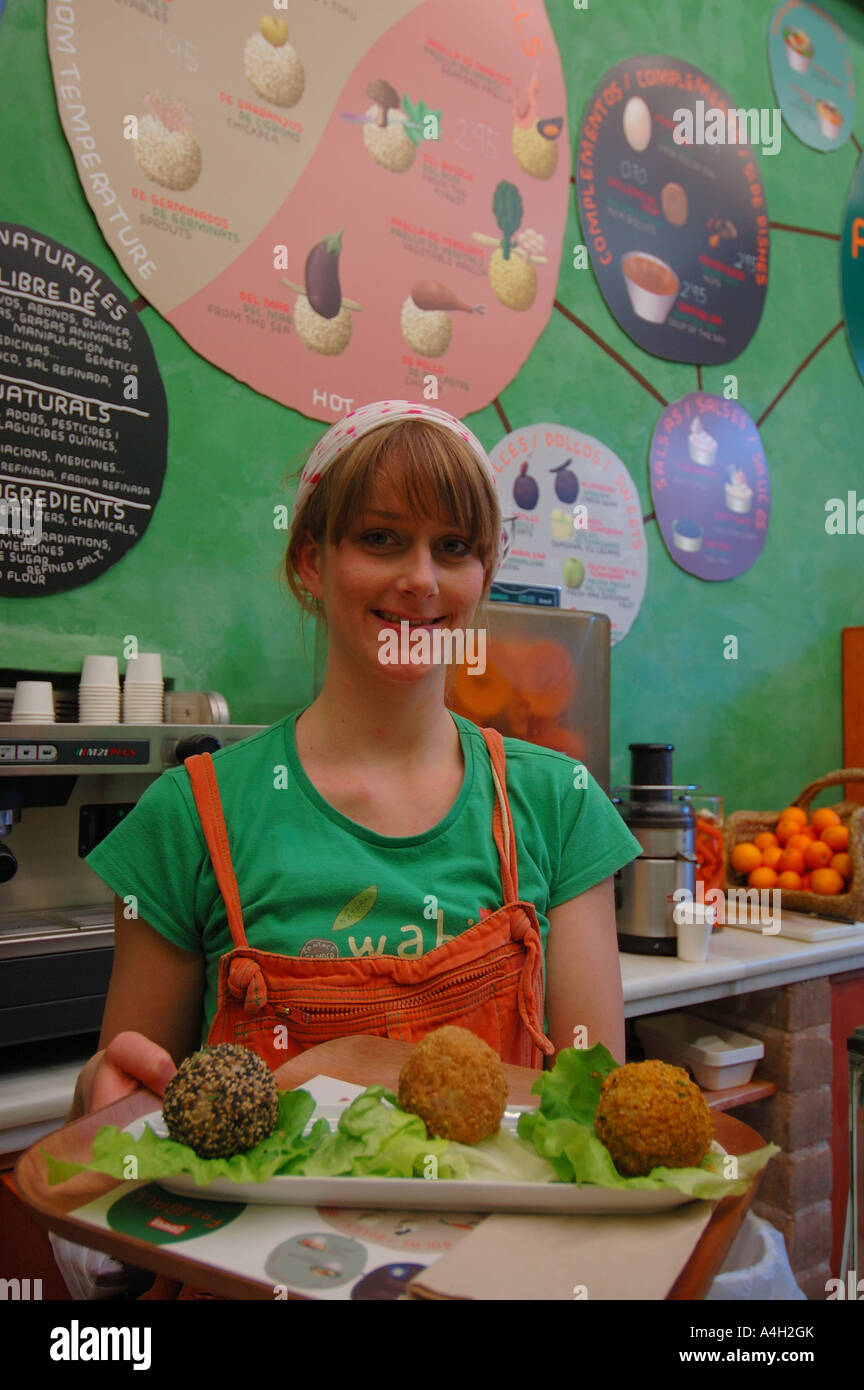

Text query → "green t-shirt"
[85,707,642,1042]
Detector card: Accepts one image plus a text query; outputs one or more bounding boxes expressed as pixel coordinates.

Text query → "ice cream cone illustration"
[512,71,562,181]
[133,93,201,191]
[473,183,547,311]
[400,279,486,356]
[282,229,361,356]
[244,16,305,108]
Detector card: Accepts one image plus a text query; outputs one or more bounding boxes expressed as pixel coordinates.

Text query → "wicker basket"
[724,769,864,922]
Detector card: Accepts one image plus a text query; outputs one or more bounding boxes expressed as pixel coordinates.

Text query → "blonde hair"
[283,419,500,628]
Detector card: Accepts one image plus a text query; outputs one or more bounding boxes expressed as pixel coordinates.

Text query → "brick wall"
[683,979,833,1301]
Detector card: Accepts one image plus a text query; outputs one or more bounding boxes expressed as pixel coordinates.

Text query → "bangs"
[284,418,500,617]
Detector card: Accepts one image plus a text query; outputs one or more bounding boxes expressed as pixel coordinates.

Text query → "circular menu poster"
[0,224,167,596]
[768,0,854,152]
[576,56,770,364]
[649,392,770,581]
[490,423,647,645]
[842,151,864,386]
[46,0,569,423]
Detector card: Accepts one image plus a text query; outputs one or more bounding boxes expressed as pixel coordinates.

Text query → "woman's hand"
[69,1031,178,1121]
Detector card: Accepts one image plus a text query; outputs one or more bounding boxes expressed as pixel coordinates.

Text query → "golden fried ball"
[594,1058,714,1177]
[397,1025,508,1145]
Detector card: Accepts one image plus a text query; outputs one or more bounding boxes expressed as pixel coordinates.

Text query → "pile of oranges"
[729,806,852,896]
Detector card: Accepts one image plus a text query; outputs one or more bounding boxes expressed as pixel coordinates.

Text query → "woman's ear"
[294,529,324,602]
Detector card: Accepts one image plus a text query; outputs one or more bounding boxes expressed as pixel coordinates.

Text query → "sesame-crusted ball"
[363,107,416,173]
[293,293,352,355]
[400,298,452,356]
[244,33,305,108]
[594,1059,714,1177]
[398,1026,508,1145]
[161,1044,279,1159]
[133,115,202,191]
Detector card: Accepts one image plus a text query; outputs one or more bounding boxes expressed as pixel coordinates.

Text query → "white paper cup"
[785,42,811,75]
[621,252,679,324]
[675,902,716,962]
[688,436,717,466]
[12,681,55,723]
[724,482,753,514]
[125,653,163,684]
[818,106,842,140]
[80,655,119,687]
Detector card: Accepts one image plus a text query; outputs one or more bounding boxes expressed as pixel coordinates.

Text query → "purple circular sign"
[649,392,770,580]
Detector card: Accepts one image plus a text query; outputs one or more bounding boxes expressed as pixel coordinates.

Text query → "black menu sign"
[0,225,167,595]
[576,57,770,364]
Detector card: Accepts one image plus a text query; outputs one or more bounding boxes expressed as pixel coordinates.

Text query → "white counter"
[622,923,864,1016]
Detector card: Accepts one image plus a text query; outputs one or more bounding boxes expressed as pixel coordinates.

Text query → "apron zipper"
[273,958,515,1025]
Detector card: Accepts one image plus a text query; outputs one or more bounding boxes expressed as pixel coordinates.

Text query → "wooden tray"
[14,1036,768,1301]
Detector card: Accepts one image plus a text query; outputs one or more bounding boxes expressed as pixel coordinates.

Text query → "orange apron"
[188,722,553,1069]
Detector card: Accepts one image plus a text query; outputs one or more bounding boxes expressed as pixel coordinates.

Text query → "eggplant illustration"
[513,461,539,511]
[304,229,343,320]
[551,459,579,504]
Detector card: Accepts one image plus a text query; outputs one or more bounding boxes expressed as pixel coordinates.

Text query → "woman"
[69,400,640,1122]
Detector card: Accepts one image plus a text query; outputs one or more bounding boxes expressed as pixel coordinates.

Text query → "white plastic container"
[634,1012,764,1090]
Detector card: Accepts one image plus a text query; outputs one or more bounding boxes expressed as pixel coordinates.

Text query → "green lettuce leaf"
[43,1089,327,1189]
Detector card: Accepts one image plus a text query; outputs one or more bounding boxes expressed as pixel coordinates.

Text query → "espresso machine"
[0,668,266,1047]
[612,743,697,955]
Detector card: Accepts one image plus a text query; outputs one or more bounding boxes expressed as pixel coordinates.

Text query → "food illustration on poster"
[46,0,569,423]
[576,56,770,364]
[842,152,864,387]
[0,225,167,597]
[649,393,770,581]
[768,0,855,153]
[490,424,647,645]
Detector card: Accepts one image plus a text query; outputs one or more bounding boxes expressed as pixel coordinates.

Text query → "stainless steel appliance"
[612,743,697,956]
[0,673,265,1046]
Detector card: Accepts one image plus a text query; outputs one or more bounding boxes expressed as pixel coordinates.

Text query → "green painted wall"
[1,0,863,814]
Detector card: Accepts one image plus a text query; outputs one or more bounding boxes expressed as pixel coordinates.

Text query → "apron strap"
[184,752,248,951]
[479,726,519,901]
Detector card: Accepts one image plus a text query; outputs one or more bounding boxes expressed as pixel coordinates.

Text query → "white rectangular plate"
[124,1103,717,1214]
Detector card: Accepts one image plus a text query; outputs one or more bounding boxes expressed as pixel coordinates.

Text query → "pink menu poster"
[47,0,570,423]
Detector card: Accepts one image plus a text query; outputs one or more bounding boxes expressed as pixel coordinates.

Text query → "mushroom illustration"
[133,93,201,191]
[400,279,486,356]
[362,78,416,172]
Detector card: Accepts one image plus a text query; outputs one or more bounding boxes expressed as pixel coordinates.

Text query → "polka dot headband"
[291,400,513,572]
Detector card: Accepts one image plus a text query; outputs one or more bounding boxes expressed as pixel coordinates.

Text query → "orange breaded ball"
[594,1059,714,1177]
[397,1025,508,1145]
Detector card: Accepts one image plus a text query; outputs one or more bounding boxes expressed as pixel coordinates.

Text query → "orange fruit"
[787,832,815,852]
[820,823,849,852]
[810,867,845,896]
[777,871,802,890]
[810,807,841,833]
[748,866,778,889]
[731,842,763,874]
[775,819,803,845]
[805,840,834,871]
[779,806,807,826]
[799,873,812,891]
[830,853,852,880]
[777,848,806,876]
[754,832,779,851]
[762,845,783,870]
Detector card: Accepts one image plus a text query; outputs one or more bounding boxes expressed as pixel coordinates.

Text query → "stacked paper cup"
[12,680,55,724]
[123,653,164,724]
[78,656,120,724]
